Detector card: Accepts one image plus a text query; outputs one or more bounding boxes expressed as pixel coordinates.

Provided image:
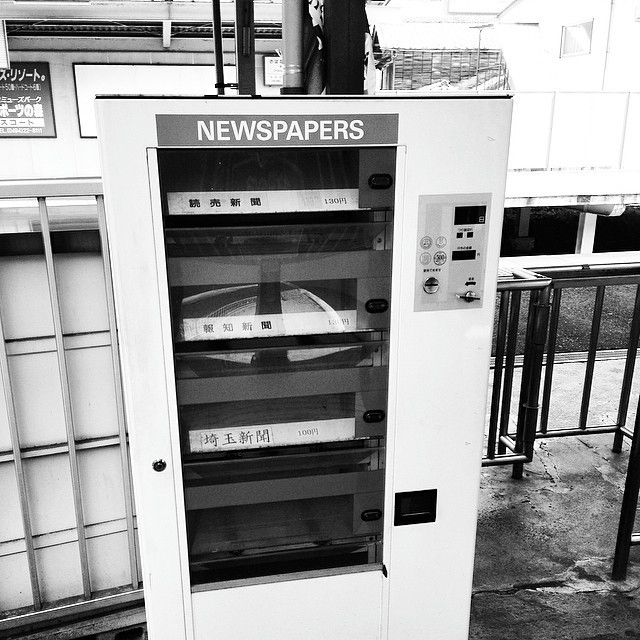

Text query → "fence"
[485,255,640,471]
[0,183,142,633]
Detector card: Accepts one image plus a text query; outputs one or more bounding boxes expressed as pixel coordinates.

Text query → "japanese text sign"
[0,63,55,137]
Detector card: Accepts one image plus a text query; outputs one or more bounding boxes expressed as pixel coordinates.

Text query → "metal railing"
[484,256,640,577]
[613,391,640,580]
[485,258,640,470]
[484,263,551,476]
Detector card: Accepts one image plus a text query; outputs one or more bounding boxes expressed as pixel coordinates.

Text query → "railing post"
[613,283,640,452]
[487,290,510,460]
[512,284,551,479]
[612,391,640,580]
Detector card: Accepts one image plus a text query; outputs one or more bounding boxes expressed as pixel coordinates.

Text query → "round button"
[420,236,433,249]
[423,277,440,294]
[433,251,447,266]
[436,236,447,248]
[419,252,431,265]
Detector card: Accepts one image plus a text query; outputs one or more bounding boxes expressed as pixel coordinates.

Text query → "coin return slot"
[394,489,437,526]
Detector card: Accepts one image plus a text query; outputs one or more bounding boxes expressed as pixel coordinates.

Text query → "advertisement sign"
[0,62,56,137]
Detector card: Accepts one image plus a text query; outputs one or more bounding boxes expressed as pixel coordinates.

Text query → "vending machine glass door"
[157,146,395,586]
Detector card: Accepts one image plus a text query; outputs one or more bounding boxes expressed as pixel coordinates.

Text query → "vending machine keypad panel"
[414,194,491,312]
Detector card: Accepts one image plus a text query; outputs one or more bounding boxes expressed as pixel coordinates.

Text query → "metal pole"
[613,284,640,452]
[235,0,256,95]
[612,392,640,580]
[476,28,481,89]
[212,0,225,94]
[281,0,305,94]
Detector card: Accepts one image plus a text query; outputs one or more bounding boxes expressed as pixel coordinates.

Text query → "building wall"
[497,0,640,91]
[1,43,281,181]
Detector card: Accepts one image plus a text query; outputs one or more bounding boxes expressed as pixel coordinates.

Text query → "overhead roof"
[374,20,501,50]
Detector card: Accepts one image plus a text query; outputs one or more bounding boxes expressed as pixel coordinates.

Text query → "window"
[560,20,594,57]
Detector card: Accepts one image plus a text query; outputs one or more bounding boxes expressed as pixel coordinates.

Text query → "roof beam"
[2,1,282,24]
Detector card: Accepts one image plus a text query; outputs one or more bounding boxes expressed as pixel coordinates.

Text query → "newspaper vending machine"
[96,95,512,640]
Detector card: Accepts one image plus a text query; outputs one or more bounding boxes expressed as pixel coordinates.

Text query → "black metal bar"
[487,290,510,459]
[235,0,256,95]
[499,434,519,452]
[497,276,552,292]
[551,276,640,289]
[540,286,561,434]
[512,292,538,479]
[512,286,550,478]
[482,454,530,467]
[324,0,367,95]
[614,283,640,452]
[522,285,551,455]
[533,425,619,439]
[536,263,640,280]
[498,291,522,455]
[579,286,605,429]
[212,0,226,94]
[612,392,640,580]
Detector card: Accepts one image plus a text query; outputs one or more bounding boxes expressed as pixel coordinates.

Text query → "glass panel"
[86,531,133,593]
[35,542,83,603]
[45,197,98,232]
[0,553,33,610]
[176,339,383,378]
[159,146,395,585]
[8,351,67,448]
[159,148,361,216]
[0,198,44,260]
[46,197,100,255]
[184,442,384,584]
[172,278,390,341]
[165,222,387,256]
[0,255,54,340]
[55,254,109,334]
[560,20,593,57]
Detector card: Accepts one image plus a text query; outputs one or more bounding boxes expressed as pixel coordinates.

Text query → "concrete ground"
[471,356,640,640]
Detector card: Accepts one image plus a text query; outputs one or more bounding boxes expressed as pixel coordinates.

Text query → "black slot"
[394,489,437,526]
[365,299,389,314]
[368,174,393,189]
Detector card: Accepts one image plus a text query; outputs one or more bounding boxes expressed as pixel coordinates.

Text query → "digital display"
[454,205,486,225]
[452,250,477,261]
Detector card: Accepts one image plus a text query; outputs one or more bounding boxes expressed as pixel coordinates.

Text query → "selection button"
[433,251,447,266]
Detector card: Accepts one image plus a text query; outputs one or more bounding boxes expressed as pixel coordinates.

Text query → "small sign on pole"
[263,55,283,86]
